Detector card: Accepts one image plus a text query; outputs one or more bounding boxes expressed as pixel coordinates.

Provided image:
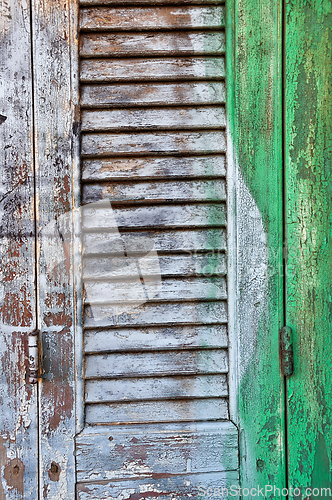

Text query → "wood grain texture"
[84,300,227,327]
[76,421,238,481]
[85,348,228,378]
[0,1,38,498]
[80,0,225,4]
[31,0,78,497]
[82,155,226,180]
[82,203,226,229]
[84,324,228,352]
[285,1,332,496]
[80,31,225,57]
[81,131,226,156]
[83,228,227,255]
[227,0,285,493]
[80,57,225,82]
[77,471,239,500]
[80,6,225,30]
[81,82,226,108]
[83,253,227,279]
[82,179,226,204]
[85,397,228,424]
[81,106,226,132]
[85,374,228,402]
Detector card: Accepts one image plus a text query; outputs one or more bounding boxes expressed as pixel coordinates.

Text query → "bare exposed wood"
[82,179,226,204]
[80,0,225,4]
[81,106,226,132]
[82,155,226,180]
[82,203,226,229]
[80,57,225,82]
[83,253,227,279]
[80,6,225,31]
[85,397,228,424]
[85,349,228,378]
[84,276,227,304]
[84,300,227,327]
[81,131,226,156]
[76,471,239,500]
[0,1,38,497]
[85,374,228,402]
[31,0,78,497]
[76,421,238,482]
[83,228,227,255]
[81,82,226,108]
[80,31,225,57]
[84,324,228,352]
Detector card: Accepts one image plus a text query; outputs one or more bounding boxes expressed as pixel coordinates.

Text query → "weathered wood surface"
[31,0,78,497]
[85,349,228,378]
[82,179,226,204]
[85,374,228,402]
[77,471,239,500]
[76,421,238,481]
[86,398,229,424]
[83,228,227,254]
[0,1,38,498]
[80,6,225,30]
[82,203,226,229]
[84,277,226,303]
[84,301,227,327]
[227,0,285,493]
[82,155,226,180]
[84,324,228,352]
[80,57,225,82]
[82,131,226,156]
[285,0,332,496]
[81,82,226,108]
[83,253,227,279]
[81,106,226,131]
[80,31,225,57]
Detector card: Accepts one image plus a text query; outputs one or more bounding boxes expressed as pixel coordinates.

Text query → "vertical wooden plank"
[0,1,38,498]
[227,0,286,493]
[285,1,332,496]
[31,0,79,497]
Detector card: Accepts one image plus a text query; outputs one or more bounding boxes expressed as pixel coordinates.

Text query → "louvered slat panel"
[79,0,228,449]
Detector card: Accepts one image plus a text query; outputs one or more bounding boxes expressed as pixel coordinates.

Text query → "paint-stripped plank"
[82,179,226,205]
[77,471,240,500]
[83,253,227,279]
[85,397,228,424]
[84,276,227,304]
[84,324,228,352]
[76,421,238,482]
[81,106,226,132]
[0,1,38,497]
[31,0,78,496]
[83,228,227,255]
[85,374,228,402]
[80,31,225,57]
[81,131,226,156]
[84,300,227,328]
[82,155,226,180]
[80,6,225,31]
[85,349,228,378]
[82,203,226,229]
[81,82,226,108]
[80,57,225,82]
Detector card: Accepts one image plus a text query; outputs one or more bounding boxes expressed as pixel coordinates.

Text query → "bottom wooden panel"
[77,471,240,500]
[76,421,238,483]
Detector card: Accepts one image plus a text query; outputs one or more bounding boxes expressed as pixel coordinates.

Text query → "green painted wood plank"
[285,1,332,496]
[227,0,286,493]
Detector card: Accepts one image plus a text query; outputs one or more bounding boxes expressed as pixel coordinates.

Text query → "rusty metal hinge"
[279,326,294,376]
[28,329,41,384]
